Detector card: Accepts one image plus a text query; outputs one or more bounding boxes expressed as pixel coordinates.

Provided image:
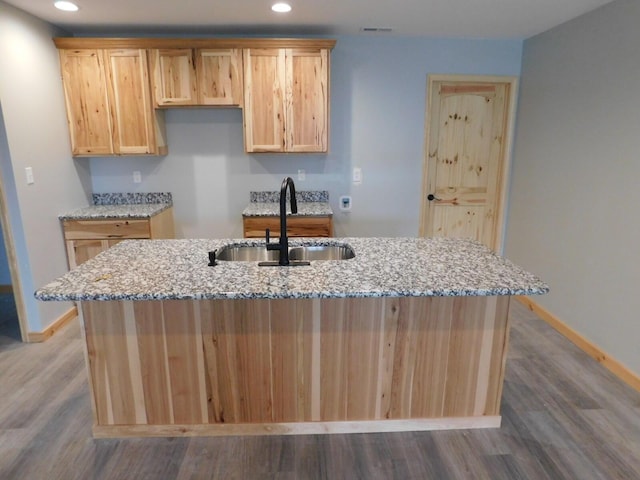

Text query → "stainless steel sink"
[289,245,355,261]
[216,245,280,262]
[216,244,355,262]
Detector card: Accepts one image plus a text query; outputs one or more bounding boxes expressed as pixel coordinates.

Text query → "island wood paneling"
[80,295,511,437]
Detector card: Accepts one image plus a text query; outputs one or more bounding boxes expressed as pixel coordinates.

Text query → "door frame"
[419,74,519,252]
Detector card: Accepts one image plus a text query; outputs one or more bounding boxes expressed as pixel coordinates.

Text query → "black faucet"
[266,177,297,265]
[261,177,309,267]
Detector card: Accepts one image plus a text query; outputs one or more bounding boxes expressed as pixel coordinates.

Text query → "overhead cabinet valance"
[54,38,336,156]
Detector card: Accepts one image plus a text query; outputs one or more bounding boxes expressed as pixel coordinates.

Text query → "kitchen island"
[36,237,547,438]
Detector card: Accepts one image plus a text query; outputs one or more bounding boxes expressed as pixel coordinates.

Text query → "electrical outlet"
[298,169,306,181]
[25,167,35,185]
[353,167,362,185]
[133,171,142,184]
[339,195,352,211]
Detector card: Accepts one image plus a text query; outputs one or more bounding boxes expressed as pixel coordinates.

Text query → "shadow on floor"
[0,293,21,345]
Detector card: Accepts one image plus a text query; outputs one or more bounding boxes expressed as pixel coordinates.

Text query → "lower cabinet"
[62,208,175,268]
[243,215,333,238]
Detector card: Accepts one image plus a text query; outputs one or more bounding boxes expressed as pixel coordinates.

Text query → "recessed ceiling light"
[271,3,292,13]
[54,1,79,12]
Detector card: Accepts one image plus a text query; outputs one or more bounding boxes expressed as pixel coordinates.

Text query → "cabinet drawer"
[243,216,333,238]
[63,219,151,240]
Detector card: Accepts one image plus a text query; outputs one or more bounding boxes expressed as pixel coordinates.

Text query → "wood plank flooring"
[1,300,639,479]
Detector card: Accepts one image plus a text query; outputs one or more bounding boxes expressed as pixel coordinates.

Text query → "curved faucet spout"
[263,176,306,266]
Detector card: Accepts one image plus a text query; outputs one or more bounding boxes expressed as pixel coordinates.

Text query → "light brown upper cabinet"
[150,48,243,107]
[55,38,334,156]
[243,47,330,153]
[58,49,113,155]
[58,47,167,156]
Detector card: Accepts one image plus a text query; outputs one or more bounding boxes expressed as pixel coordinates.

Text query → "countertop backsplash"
[92,192,173,206]
[250,190,329,203]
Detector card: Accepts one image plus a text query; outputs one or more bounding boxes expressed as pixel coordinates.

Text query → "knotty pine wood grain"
[80,295,511,434]
[243,215,333,237]
[63,219,151,240]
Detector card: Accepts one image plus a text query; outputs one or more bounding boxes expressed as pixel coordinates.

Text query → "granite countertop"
[242,190,333,217]
[35,237,549,302]
[60,204,172,220]
[243,202,332,217]
[59,192,173,221]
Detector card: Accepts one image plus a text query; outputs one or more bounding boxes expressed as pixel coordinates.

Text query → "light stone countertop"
[59,203,172,220]
[35,237,549,302]
[242,202,333,217]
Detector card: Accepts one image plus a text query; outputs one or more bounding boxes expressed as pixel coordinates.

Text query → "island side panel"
[402,296,455,418]
[81,295,511,435]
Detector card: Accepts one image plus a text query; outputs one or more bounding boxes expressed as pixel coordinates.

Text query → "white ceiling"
[4,0,615,38]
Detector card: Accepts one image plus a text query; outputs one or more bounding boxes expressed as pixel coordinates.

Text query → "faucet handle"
[265,228,277,250]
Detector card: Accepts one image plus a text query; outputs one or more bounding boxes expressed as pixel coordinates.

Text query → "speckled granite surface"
[250,191,328,203]
[35,237,549,302]
[243,202,333,217]
[244,190,333,217]
[92,192,173,205]
[59,192,173,220]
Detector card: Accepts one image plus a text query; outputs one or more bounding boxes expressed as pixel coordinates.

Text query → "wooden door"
[104,49,157,155]
[59,49,113,155]
[243,48,286,152]
[196,48,243,106]
[419,76,517,250]
[150,49,197,106]
[286,48,329,153]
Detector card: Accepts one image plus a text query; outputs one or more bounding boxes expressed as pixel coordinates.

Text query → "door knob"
[427,194,441,201]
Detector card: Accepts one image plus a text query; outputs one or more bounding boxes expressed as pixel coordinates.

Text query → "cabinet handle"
[427,194,441,201]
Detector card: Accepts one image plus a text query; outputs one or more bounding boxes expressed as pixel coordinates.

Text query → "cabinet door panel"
[151,49,197,106]
[286,48,329,153]
[59,49,113,155]
[197,49,243,106]
[66,239,122,268]
[243,48,286,152]
[105,49,157,154]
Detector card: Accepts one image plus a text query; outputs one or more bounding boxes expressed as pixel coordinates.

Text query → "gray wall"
[506,0,640,375]
[0,2,91,332]
[90,36,523,239]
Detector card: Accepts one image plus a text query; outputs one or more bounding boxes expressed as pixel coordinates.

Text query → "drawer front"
[243,216,333,238]
[63,219,151,240]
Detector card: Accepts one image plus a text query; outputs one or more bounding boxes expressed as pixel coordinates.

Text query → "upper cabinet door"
[59,49,114,155]
[286,48,329,153]
[196,48,243,106]
[243,47,330,153]
[243,48,286,152]
[150,49,197,106]
[104,49,160,155]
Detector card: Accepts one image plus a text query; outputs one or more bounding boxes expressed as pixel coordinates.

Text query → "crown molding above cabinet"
[54,38,336,156]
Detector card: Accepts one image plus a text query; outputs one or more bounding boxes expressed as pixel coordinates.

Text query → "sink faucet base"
[258,260,311,267]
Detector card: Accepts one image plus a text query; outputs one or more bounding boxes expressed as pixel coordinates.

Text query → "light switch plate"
[353,167,362,185]
[25,167,34,185]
